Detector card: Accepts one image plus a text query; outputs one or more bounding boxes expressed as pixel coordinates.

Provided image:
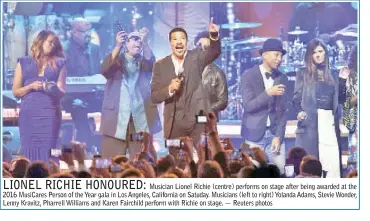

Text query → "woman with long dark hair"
[12,30,66,162]
[293,38,341,178]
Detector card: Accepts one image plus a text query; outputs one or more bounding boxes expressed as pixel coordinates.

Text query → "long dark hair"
[304,38,334,84]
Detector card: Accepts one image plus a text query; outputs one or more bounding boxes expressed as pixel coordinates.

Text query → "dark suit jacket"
[292,67,340,157]
[100,53,162,138]
[151,38,221,138]
[241,66,289,142]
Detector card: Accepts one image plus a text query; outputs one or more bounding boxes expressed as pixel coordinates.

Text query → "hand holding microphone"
[169,79,182,94]
[177,67,184,81]
[169,67,184,94]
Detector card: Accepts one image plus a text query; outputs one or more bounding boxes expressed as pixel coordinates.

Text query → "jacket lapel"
[255,66,265,91]
[165,56,176,79]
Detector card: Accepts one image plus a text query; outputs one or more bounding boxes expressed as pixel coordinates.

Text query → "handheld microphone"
[177,67,185,81]
[173,67,184,98]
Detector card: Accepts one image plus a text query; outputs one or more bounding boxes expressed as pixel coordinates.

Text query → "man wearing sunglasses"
[100,28,161,160]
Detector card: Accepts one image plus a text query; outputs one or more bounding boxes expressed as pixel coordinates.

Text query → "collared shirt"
[171,51,188,76]
[114,54,149,140]
[259,64,274,127]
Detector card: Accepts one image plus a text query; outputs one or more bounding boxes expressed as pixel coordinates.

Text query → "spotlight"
[227,3,233,8]
[133,13,142,19]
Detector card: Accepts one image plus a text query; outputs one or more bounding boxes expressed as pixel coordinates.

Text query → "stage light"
[227,14,235,21]
[133,13,142,19]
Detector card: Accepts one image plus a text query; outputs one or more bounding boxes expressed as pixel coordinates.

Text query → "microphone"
[173,67,184,98]
[177,67,185,81]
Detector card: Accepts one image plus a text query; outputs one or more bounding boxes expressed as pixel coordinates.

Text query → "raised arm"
[199,18,221,71]
[101,31,127,79]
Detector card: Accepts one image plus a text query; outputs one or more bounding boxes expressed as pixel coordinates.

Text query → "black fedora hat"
[259,38,286,56]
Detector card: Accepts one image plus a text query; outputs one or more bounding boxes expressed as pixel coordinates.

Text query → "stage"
[3,107,350,168]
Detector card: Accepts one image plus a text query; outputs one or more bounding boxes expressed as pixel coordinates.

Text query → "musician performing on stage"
[12,30,66,162]
[100,27,161,159]
[240,38,289,174]
[62,18,101,153]
[293,38,341,178]
[1,2,358,180]
[151,18,221,148]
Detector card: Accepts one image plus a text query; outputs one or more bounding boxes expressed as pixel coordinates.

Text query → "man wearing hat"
[100,28,161,159]
[240,38,289,174]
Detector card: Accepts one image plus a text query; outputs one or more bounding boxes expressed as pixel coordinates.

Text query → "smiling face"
[170,31,188,60]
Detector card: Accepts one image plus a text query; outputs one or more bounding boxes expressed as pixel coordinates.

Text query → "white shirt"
[171,51,187,76]
[259,64,274,127]
[169,51,188,96]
